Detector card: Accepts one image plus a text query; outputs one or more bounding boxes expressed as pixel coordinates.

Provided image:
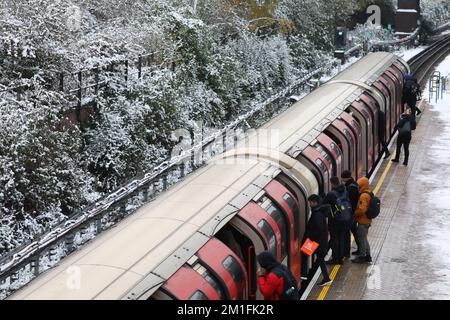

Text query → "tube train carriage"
[9,52,408,300]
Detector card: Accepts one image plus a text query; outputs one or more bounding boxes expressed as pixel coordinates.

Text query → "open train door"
[296,146,332,196]
[349,101,375,175]
[373,80,393,139]
[196,238,248,300]
[229,202,283,300]
[360,93,380,158]
[340,112,363,178]
[316,133,344,178]
[326,117,358,179]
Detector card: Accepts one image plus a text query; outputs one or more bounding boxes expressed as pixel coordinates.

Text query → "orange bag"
[301,238,319,256]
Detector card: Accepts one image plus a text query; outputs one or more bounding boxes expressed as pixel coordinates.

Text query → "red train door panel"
[380,75,397,128]
[197,238,247,300]
[340,112,363,179]
[317,133,343,178]
[349,102,374,175]
[386,68,403,118]
[329,118,357,179]
[360,94,379,157]
[162,266,221,300]
[238,202,282,261]
[264,180,301,285]
[373,81,392,138]
[301,146,332,193]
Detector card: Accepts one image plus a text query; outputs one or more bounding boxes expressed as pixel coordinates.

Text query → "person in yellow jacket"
[351,177,372,264]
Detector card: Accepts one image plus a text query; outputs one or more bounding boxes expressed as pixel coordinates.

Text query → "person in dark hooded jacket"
[256,251,285,300]
[302,194,332,287]
[324,177,351,265]
[392,107,413,166]
[341,170,360,256]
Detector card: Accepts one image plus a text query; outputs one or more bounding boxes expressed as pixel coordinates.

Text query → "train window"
[315,158,329,190]
[257,196,288,258]
[315,144,335,176]
[257,219,277,255]
[330,142,342,157]
[189,290,209,300]
[283,193,299,239]
[193,263,226,300]
[266,205,287,258]
[223,255,245,300]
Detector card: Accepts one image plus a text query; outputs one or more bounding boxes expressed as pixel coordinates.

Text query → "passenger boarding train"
[9,52,408,300]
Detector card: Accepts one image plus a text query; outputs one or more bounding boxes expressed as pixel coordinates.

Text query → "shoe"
[351,256,368,264]
[384,152,391,159]
[391,159,399,163]
[318,278,333,287]
[365,255,372,263]
[352,250,360,255]
[403,162,408,166]
[326,258,343,265]
[416,109,422,115]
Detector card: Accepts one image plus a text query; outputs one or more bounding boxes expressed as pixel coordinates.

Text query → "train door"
[386,68,403,119]
[196,238,247,300]
[360,93,380,158]
[340,112,363,178]
[349,101,375,174]
[373,81,394,140]
[263,180,301,284]
[325,118,358,179]
[275,173,312,279]
[228,202,283,300]
[380,75,397,129]
[316,133,343,178]
[373,80,392,139]
[156,266,221,300]
[297,146,332,196]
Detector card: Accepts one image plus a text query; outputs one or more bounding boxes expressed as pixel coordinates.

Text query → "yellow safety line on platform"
[316,99,426,300]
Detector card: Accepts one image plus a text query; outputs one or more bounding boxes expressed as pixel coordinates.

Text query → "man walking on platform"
[392,107,413,166]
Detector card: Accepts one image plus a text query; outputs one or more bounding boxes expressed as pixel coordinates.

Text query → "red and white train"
[9,52,408,300]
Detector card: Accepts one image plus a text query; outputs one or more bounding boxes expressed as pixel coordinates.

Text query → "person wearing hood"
[256,251,298,300]
[351,177,372,264]
[392,107,413,166]
[256,251,284,300]
[325,177,351,265]
[341,170,360,257]
[302,194,332,286]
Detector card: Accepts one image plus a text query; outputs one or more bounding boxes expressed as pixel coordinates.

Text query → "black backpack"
[274,265,299,300]
[333,190,352,222]
[363,192,381,219]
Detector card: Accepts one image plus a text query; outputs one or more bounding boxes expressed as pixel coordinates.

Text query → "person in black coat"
[302,194,332,286]
[392,107,413,166]
[378,109,391,159]
[341,170,360,256]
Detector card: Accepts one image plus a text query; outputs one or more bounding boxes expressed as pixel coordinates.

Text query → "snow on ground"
[413,54,450,298]
[396,45,428,61]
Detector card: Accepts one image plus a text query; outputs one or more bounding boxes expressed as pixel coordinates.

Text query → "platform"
[307,88,450,299]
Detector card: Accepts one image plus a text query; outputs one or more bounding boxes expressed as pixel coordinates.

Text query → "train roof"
[9,52,406,300]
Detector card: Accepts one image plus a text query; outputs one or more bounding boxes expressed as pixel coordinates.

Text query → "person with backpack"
[351,177,373,264]
[341,170,360,257]
[403,74,422,117]
[324,177,352,265]
[392,107,413,166]
[302,194,332,287]
[257,251,299,300]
